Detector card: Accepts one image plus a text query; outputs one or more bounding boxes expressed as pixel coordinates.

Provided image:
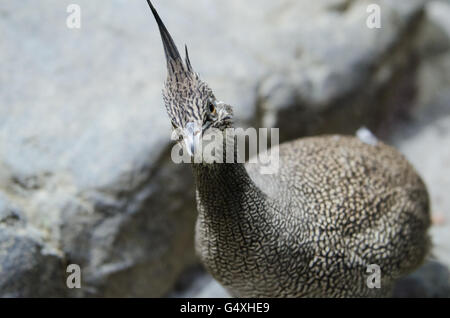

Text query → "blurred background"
[0,0,449,297]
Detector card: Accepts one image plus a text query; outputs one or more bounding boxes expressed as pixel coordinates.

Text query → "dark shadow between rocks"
[393,260,450,298]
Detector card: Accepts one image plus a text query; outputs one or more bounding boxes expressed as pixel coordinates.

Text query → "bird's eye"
[208,101,216,115]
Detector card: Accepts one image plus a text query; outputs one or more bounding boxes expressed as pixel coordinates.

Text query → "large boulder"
[0,0,432,297]
[0,0,198,297]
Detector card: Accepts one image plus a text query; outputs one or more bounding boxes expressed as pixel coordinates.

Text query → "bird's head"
[146,0,233,157]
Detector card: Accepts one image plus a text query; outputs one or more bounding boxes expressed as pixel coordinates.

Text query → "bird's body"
[145,0,431,297]
[194,135,430,297]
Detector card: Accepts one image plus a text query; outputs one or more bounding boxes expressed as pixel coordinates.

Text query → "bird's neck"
[193,162,261,203]
[192,159,273,258]
[191,133,289,286]
[191,132,269,219]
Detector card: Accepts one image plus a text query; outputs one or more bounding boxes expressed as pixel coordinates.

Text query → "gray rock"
[393,261,450,297]
[0,193,24,228]
[168,265,230,298]
[0,226,67,297]
[0,0,199,297]
[390,53,450,272]
[391,0,450,268]
[193,277,231,299]
[0,0,438,297]
[388,0,450,297]
[256,0,427,141]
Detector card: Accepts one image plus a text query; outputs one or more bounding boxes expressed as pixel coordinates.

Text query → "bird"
[144,0,431,297]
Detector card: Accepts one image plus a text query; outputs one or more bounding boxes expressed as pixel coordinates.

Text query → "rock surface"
[1,0,446,297]
[389,0,450,297]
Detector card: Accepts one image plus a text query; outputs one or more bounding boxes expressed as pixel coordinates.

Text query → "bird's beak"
[183,122,202,157]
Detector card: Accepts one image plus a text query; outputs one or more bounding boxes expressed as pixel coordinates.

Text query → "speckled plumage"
[194,136,430,297]
[146,0,431,297]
